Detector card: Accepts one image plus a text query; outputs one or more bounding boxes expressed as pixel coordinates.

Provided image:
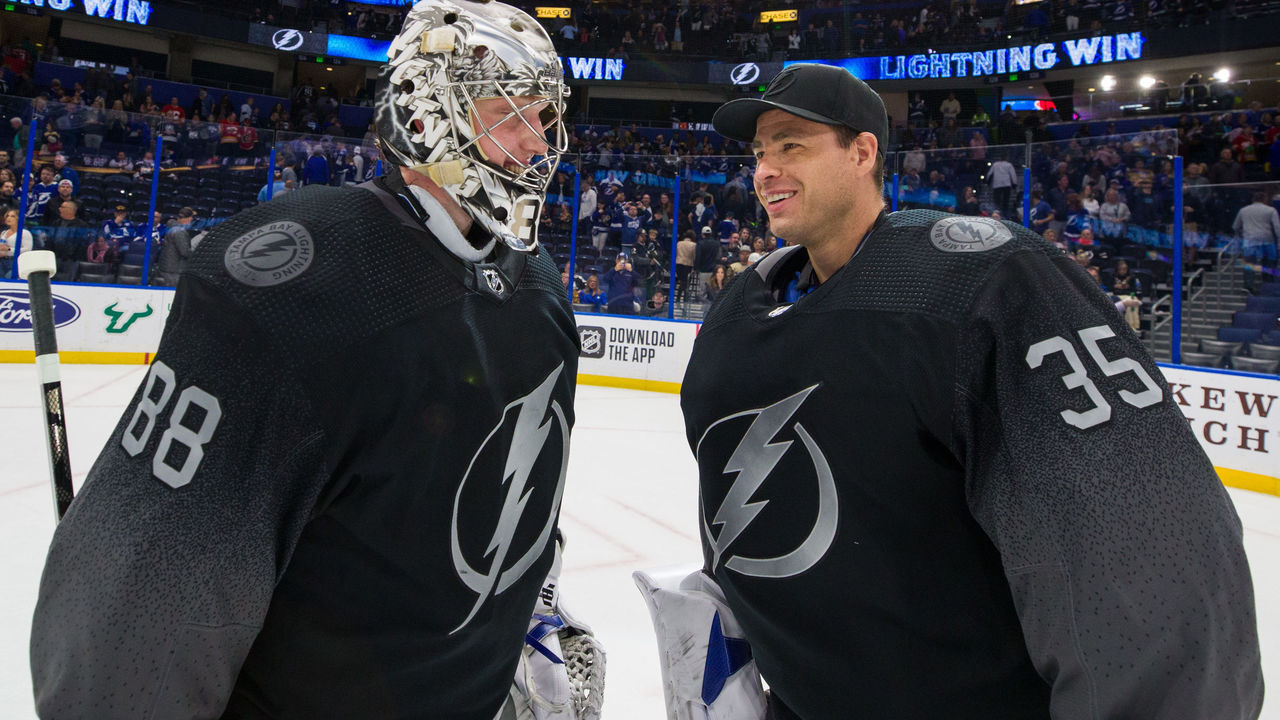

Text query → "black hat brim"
[712,98,845,143]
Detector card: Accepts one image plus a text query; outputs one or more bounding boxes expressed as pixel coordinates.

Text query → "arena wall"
[0,279,1275,495]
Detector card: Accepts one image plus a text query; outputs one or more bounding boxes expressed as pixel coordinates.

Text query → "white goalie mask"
[375,0,569,251]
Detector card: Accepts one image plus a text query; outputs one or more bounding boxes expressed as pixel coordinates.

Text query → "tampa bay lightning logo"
[697,385,838,579]
[730,62,760,85]
[224,221,314,287]
[272,28,305,51]
[450,364,569,633]
[930,216,1012,253]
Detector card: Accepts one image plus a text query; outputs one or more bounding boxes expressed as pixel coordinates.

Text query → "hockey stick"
[18,250,74,521]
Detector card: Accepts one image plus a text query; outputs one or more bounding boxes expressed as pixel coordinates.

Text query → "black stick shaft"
[26,270,74,520]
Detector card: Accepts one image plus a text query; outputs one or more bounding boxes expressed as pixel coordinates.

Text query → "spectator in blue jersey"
[304,146,330,186]
[101,204,137,253]
[620,203,644,249]
[576,273,606,309]
[717,211,738,243]
[52,153,78,194]
[1027,190,1054,236]
[26,165,58,221]
[601,253,638,314]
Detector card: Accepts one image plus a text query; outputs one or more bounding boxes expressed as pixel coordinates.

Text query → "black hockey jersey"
[30,176,580,720]
[681,210,1262,720]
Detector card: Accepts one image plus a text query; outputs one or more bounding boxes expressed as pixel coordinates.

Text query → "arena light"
[1212,68,1231,82]
[1138,75,1156,89]
[1100,75,1117,91]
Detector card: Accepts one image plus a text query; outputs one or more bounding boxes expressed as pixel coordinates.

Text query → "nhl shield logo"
[929,216,1012,253]
[483,268,505,295]
[578,326,605,358]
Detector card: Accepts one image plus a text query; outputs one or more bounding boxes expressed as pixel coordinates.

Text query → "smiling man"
[30,2,602,719]
[677,64,1262,719]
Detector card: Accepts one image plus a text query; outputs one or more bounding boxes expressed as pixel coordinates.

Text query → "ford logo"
[0,288,82,332]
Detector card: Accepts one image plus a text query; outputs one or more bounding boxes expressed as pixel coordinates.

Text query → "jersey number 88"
[121,361,223,488]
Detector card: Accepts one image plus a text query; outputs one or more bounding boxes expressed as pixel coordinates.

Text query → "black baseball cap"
[712,64,887,151]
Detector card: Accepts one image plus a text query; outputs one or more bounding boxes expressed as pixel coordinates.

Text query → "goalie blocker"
[634,566,767,720]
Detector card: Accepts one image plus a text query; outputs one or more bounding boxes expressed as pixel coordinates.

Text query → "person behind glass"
[42,179,77,225]
[727,244,753,280]
[675,229,696,299]
[0,178,16,211]
[304,146,331,186]
[700,263,726,309]
[694,224,720,291]
[1110,258,1141,297]
[1027,189,1053,236]
[46,199,89,260]
[0,207,32,277]
[85,233,119,266]
[643,288,668,317]
[577,273,606,310]
[986,153,1017,218]
[954,186,981,216]
[620,203,643,250]
[601,252,637,314]
[153,206,195,286]
[1098,186,1131,248]
[102,205,136,255]
[26,164,58,221]
[588,200,609,252]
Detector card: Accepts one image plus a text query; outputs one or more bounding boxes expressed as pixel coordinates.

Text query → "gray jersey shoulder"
[829,209,1066,323]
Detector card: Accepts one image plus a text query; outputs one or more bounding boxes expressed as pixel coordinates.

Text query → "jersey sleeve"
[952,243,1263,719]
[30,273,332,719]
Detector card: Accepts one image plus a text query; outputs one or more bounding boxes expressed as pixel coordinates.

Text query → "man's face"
[471,96,554,173]
[54,155,65,168]
[40,169,53,183]
[0,181,13,196]
[752,110,865,247]
[117,152,126,162]
[58,184,72,198]
[0,151,8,165]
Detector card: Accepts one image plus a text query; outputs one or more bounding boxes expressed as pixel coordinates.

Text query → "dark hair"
[834,125,885,192]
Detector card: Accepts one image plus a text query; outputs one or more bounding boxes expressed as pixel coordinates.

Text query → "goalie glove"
[506,531,605,720]
[633,565,767,720]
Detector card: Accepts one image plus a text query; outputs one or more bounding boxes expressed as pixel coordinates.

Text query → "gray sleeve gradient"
[30,276,330,719]
[954,248,1264,719]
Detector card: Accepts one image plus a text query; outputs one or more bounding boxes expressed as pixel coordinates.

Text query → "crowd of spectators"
[0,46,381,283]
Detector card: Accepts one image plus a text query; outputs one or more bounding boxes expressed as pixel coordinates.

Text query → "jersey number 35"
[1026,324,1162,430]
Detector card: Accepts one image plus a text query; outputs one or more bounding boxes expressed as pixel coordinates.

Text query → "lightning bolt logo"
[239,235,297,266]
[450,364,570,633]
[698,384,840,579]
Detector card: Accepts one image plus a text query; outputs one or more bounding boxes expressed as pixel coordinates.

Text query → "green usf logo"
[103,302,154,334]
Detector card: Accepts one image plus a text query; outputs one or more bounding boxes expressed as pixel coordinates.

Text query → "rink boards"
[0,279,1275,495]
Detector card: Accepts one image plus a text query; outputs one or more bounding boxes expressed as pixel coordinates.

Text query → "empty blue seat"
[1217,327,1262,345]
[1245,296,1280,314]
[1233,311,1279,331]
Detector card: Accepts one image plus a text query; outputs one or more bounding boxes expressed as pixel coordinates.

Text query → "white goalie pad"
[505,532,605,720]
[633,565,767,720]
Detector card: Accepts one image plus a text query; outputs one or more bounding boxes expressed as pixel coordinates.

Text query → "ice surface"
[2,365,1276,718]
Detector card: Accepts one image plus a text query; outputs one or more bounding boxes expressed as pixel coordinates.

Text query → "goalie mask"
[375,0,569,251]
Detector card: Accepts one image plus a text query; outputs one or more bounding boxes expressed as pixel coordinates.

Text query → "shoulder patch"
[223,221,315,287]
[929,216,1012,253]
